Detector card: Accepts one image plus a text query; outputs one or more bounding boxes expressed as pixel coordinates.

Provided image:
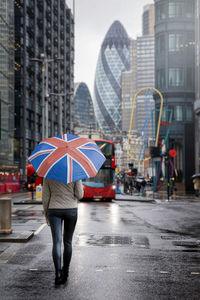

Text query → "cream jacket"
[42,178,83,220]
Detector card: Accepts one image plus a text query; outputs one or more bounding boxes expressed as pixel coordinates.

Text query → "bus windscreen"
[95,141,113,158]
[83,169,115,188]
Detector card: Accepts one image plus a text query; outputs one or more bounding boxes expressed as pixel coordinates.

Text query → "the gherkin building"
[93,20,130,135]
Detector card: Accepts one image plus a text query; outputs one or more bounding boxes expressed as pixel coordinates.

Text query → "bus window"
[83,169,115,188]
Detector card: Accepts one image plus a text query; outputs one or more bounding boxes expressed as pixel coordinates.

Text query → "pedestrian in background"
[42,178,83,285]
[193,177,200,197]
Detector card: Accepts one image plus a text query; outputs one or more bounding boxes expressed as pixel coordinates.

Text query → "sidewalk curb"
[0,231,34,243]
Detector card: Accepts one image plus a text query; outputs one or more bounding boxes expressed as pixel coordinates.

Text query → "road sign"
[169,149,177,158]
[36,185,42,201]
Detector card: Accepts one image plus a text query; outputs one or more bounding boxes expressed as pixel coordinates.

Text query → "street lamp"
[30,54,63,139]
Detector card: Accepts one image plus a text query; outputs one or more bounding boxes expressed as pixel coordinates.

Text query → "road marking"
[96,269,103,272]
[34,223,47,236]
[160,271,169,274]
[127,270,135,273]
[191,272,200,275]
[29,269,38,271]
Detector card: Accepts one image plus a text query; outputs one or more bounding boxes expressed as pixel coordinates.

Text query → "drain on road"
[77,235,150,248]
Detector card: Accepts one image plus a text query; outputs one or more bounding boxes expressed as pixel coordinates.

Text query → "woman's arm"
[74,180,84,200]
[42,178,51,224]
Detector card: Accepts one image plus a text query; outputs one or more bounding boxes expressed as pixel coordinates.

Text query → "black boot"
[62,267,69,284]
[55,270,63,285]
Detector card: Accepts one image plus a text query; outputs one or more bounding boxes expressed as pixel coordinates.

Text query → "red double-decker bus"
[82,140,116,201]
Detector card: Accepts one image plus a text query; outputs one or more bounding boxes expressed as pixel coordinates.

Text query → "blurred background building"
[93,20,131,136]
[121,4,155,172]
[73,82,96,136]
[154,0,195,192]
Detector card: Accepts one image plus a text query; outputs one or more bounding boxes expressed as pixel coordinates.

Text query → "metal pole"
[41,63,45,140]
[45,61,49,138]
[58,95,63,135]
[73,0,75,21]
[167,154,170,201]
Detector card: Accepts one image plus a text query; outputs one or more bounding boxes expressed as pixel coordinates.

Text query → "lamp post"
[30,54,63,139]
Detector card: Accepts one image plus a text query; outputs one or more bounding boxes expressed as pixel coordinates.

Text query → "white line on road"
[191,272,200,275]
[127,270,135,273]
[160,271,169,274]
[34,223,47,236]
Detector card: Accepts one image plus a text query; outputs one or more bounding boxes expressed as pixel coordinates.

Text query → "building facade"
[134,34,155,137]
[143,3,155,36]
[14,0,74,177]
[154,0,195,192]
[0,1,16,177]
[121,4,155,173]
[73,82,96,136]
[195,0,200,173]
[93,20,130,136]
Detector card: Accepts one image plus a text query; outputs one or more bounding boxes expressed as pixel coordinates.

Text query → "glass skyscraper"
[93,20,130,135]
[0,0,15,169]
[73,82,96,135]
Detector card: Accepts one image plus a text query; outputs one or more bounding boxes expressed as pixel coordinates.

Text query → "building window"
[175,105,183,121]
[186,106,193,121]
[162,106,167,121]
[156,3,166,21]
[156,69,165,89]
[169,68,184,87]
[168,2,183,18]
[185,1,194,18]
[168,33,184,52]
[186,66,194,88]
[156,35,165,54]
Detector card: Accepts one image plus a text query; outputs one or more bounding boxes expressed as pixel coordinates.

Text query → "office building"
[195,0,200,173]
[0,0,19,193]
[93,20,130,135]
[73,82,96,136]
[122,4,155,157]
[14,0,74,177]
[154,0,195,192]
[143,3,155,36]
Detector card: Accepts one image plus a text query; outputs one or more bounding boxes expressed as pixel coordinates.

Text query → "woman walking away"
[42,178,83,285]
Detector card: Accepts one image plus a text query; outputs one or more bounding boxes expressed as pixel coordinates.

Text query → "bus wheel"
[105,198,112,202]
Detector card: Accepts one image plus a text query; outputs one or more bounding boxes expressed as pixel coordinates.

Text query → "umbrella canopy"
[28,134,106,184]
[192,173,200,179]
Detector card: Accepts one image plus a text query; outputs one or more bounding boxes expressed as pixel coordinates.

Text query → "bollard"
[0,198,12,234]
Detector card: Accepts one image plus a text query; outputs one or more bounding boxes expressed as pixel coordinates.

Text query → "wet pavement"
[0,192,200,299]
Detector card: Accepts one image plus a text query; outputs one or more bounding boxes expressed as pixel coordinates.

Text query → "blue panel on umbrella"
[55,135,63,140]
[67,134,80,142]
[45,155,68,184]
[84,143,99,149]
[78,148,105,170]
[72,159,88,182]
[30,153,51,172]
[29,143,55,157]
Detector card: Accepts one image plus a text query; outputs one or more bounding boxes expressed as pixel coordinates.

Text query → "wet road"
[0,198,200,300]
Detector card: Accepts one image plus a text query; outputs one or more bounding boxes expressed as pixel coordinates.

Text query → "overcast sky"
[66,0,154,95]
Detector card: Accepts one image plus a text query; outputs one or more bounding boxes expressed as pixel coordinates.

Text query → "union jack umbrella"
[28,134,106,184]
